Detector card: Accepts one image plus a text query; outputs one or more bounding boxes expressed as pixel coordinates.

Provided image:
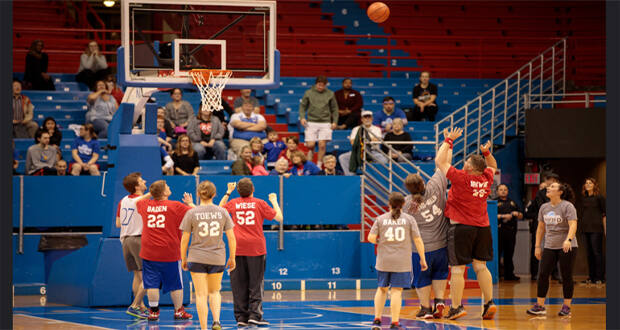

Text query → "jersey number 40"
[384,227,406,242]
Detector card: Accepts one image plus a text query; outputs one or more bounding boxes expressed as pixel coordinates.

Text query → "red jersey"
[444,166,495,227]
[137,199,191,262]
[224,197,277,256]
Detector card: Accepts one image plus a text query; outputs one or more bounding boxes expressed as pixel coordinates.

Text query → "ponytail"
[388,192,405,220]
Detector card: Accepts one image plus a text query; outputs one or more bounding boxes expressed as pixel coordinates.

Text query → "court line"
[14,313,112,329]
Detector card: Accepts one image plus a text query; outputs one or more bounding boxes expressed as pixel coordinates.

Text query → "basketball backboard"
[120,0,278,89]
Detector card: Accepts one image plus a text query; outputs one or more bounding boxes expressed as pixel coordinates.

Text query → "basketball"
[367,2,390,23]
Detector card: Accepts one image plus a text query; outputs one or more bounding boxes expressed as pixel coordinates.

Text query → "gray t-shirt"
[233,96,259,109]
[538,200,578,249]
[180,204,234,265]
[403,170,449,252]
[370,212,421,273]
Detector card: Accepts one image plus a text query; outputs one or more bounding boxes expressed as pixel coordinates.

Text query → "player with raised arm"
[180,180,236,330]
[136,180,193,321]
[435,128,498,320]
[115,172,151,319]
[219,178,283,327]
[368,192,428,330]
[403,127,461,319]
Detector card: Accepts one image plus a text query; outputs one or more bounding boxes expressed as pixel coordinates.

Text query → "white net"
[189,70,232,112]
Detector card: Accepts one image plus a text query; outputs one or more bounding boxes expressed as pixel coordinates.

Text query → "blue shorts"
[412,247,450,288]
[143,259,183,293]
[188,262,225,274]
[377,270,413,288]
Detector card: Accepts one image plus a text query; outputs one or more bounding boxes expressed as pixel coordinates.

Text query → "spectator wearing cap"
[335,78,363,130]
[338,110,387,175]
[373,96,408,134]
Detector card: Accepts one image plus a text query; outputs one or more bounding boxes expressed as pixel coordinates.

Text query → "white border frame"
[122,0,276,87]
[173,39,227,76]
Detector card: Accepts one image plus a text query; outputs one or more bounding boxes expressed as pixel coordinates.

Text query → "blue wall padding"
[13,235,46,285]
[205,176,281,204]
[283,176,361,225]
[144,103,158,135]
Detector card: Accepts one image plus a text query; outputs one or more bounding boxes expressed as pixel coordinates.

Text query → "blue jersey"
[72,137,100,163]
[264,141,286,163]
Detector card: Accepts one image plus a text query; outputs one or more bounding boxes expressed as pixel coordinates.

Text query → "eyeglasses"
[383,102,395,105]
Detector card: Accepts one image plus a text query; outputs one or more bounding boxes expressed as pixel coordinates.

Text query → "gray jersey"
[403,170,449,252]
[538,200,578,249]
[180,204,234,265]
[370,212,421,273]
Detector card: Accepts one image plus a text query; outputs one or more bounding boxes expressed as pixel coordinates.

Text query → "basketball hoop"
[189,69,232,112]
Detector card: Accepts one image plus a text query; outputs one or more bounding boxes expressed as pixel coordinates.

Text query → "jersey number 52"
[236,211,256,225]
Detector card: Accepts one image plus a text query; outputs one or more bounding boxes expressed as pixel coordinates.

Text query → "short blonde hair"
[323,154,336,163]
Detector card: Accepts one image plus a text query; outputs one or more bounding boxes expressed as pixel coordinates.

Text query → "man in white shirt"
[229,100,267,157]
[338,110,388,175]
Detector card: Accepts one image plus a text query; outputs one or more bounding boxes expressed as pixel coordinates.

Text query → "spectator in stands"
[212,100,234,140]
[157,107,176,140]
[382,118,413,162]
[76,41,110,90]
[70,123,100,176]
[231,145,253,175]
[86,80,118,138]
[229,100,267,157]
[373,96,408,133]
[157,115,173,152]
[187,108,226,160]
[12,80,38,138]
[299,76,339,167]
[251,155,269,176]
[40,117,62,149]
[289,150,320,176]
[269,158,292,178]
[55,159,67,176]
[24,40,55,90]
[106,74,124,105]
[319,155,343,175]
[335,78,363,130]
[411,72,439,122]
[263,128,286,169]
[26,130,57,175]
[249,137,264,158]
[161,146,174,176]
[339,110,387,176]
[233,89,260,114]
[165,88,195,135]
[278,135,308,169]
[171,134,200,176]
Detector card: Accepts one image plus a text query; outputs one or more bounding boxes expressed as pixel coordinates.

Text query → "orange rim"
[189,69,232,84]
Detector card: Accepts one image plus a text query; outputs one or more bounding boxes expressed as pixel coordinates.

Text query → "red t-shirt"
[444,166,495,227]
[137,199,191,262]
[224,197,277,256]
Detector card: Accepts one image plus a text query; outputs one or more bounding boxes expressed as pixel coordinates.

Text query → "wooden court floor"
[13,277,606,329]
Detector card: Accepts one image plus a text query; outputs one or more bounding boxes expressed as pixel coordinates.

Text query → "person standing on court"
[115,172,151,319]
[579,177,606,284]
[495,184,523,281]
[435,128,497,320]
[219,178,283,327]
[299,76,339,167]
[402,127,455,320]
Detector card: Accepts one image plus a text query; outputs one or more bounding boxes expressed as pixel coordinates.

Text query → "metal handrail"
[525,92,607,109]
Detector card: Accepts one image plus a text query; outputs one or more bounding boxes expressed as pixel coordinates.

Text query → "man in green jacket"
[299,76,339,167]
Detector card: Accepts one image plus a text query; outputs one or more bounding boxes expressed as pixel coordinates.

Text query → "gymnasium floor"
[13,278,605,329]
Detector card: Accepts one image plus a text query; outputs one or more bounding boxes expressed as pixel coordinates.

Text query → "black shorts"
[447,220,493,266]
[188,262,226,274]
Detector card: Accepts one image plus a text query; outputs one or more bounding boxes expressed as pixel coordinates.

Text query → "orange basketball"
[367,2,390,23]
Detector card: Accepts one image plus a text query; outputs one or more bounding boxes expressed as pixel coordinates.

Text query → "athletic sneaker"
[558,304,571,317]
[526,303,547,315]
[482,300,497,320]
[148,308,160,321]
[445,305,467,320]
[390,322,400,329]
[126,306,148,319]
[371,319,381,330]
[212,321,222,330]
[237,321,249,327]
[174,306,193,320]
[416,306,433,319]
[248,318,269,326]
[433,299,445,318]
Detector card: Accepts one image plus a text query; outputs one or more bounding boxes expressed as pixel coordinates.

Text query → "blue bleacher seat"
[198,160,234,175]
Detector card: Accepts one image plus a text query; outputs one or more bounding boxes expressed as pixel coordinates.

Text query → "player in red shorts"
[136,180,193,321]
[435,127,498,320]
[219,178,283,327]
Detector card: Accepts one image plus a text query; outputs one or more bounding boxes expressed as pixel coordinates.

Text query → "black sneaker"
[445,305,467,320]
[212,321,222,330]
[433,298,446,318]
[526,303,547,315]
[389,322,400,329]
[416,306,433,319]
[482,300,497,320]
[371,318,381,330]
[249,318,269,326]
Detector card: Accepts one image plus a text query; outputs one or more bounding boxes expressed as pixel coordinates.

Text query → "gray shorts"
[121,236,142,272]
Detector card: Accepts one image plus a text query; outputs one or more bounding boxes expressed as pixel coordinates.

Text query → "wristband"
[225,193,231,196]
[444,138,454,149]
[482,150,491,157]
